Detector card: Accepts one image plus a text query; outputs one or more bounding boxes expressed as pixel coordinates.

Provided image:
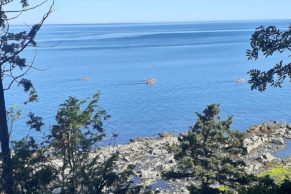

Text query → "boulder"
[159,132,174,138]
[271,137,285,145]
[244,135,264,153]
[258,153,277,162]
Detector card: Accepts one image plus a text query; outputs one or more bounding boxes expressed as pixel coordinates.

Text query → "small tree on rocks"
[165,104,251,192]
[47,93,138,194]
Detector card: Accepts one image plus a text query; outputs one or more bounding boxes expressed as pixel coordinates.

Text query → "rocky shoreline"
[100,122,291,193]
[244,122,291,174]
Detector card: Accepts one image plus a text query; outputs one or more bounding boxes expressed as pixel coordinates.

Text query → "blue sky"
[8,0,291,24]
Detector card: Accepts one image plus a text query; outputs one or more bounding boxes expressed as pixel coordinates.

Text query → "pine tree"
[47,94,138,194]
[165,104,250,192]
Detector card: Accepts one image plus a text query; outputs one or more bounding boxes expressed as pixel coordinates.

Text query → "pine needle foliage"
[239,176,291,194]
[47,93,138,194]
[165,104,250,192]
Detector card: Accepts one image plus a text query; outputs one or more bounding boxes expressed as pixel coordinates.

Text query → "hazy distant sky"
[8,0,291,24]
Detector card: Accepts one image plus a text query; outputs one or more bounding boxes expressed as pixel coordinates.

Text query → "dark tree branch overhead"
[4,53,36,91]
[5,0,49,13]
[1,0,54,92]
[247,25,291,91]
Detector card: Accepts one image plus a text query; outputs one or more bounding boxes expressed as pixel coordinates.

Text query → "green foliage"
[0,1,54,193]
[1,108,55,193]
[165,104,251,191]
[188,182,221,194]
[0,1,139,193]
[247,25,291,91]
[219,185,230,192]
[239,176,291,194]
[7,104,23,136]
[7,105,22,123]
[11,137,56,194]
[26,112,44,132]
[188,176,291,194]
[46,93,137,194]
[0,94,140,194]
[0,0,53,101]
[257,164,291,183]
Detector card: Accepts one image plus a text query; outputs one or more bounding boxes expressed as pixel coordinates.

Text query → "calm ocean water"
[7,20,291,146]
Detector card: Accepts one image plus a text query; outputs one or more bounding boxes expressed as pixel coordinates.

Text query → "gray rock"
[159,132,174,138]
[271,137,285,145]
[98,122,291,193]
[258,153,277,162]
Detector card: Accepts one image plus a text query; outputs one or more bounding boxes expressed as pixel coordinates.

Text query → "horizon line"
[12,18,291,26]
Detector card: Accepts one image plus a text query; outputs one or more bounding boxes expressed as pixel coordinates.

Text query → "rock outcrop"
[243,122,291,173]
[100,122,291,193]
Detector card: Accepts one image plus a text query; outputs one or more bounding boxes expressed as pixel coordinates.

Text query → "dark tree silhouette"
[0,1,53,193]
[247,25,291,92]
[239,176,291,194]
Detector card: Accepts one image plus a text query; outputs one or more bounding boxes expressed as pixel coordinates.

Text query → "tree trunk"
[0,78,14,194]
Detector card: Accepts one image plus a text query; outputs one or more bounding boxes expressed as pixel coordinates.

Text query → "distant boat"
[146,78,157,85]
[234,78,245,83]
[80,76,90,81]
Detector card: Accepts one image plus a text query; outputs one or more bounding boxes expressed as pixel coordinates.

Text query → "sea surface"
[7,20,291,149]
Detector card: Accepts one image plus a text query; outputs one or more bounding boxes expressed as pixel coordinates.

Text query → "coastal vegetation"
[257,164,291,184]
[0,0,54,193]
[2,93,141,193]
[163,104,251,192]
[239,176,291,194]
[0,0,290,194]
[0,1,138,193]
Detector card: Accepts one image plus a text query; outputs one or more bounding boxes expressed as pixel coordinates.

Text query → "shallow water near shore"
[274,141,291,158]
[6,20,291,150]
